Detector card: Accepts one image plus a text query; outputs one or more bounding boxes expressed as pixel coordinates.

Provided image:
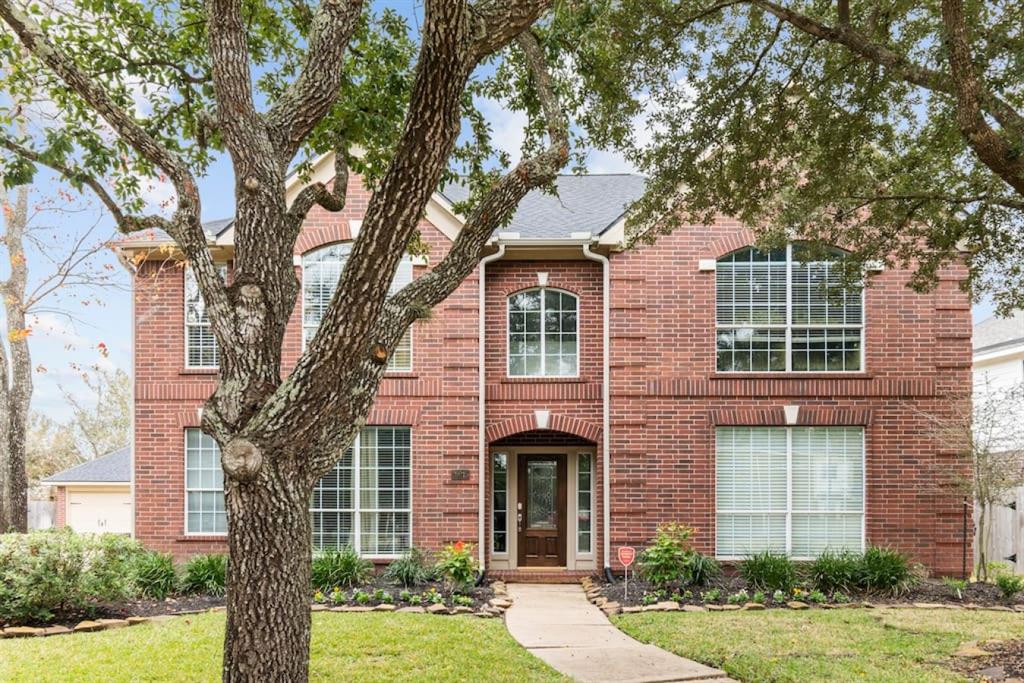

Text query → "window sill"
[711,372,873,380]
[176,535,227,542]
[383,372,418,379]
[501,376,588,384]
[180,368,219,376]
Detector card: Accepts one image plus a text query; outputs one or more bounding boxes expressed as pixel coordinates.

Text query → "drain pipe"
[477,243,506,580]
[582,242,612,580]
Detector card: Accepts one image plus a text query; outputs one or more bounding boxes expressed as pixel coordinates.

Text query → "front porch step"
[490,569,596,584]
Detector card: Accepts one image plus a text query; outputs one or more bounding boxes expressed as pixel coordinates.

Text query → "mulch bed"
[953,640,1024,681]
[312,576,495,610]
[599,575,1022,610]
[5,595,228,630]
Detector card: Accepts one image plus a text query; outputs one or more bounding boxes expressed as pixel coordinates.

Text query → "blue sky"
[5,0,999,421]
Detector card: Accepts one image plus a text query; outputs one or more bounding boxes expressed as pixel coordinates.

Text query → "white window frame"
[301,243,413,373]
[714,426,866,560]
[506,287,581,378]
[183,429,227,536]
[715,244,865,374]
[184,265,227,370]
[310,426,413,559]
[491,452,509,555]
[576,452,594,555]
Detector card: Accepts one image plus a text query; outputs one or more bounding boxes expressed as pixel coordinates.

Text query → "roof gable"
[42,446,130,484]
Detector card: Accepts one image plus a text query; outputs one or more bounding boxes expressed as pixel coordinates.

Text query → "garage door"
[67,490,132,534]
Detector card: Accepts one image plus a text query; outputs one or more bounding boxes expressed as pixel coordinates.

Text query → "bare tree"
[59,366,130,461]
[918,381,1024,581]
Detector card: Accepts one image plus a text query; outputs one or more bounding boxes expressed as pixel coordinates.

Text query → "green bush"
[180,554,228,596]
[311,547,372,590]
[638,523,694,589]
[132,552,177,599]
[995,573,1024,599]
[856,546,915,595]
[740,551,797,592]
[685,552,721,586]
[0,529,145,624]
[383,547,435,587]
[435,541,478,591]
[809,550,860,593]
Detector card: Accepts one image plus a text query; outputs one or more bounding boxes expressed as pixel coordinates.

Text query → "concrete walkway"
[505,584,734,683]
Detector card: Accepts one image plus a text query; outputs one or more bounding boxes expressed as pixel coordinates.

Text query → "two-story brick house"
[114,152,972,579]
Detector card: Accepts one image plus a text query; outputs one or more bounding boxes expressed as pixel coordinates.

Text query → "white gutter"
[582,243,611,572]
[478,244,506,570]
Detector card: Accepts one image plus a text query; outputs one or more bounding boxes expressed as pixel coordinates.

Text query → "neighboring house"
[114,153,972,578]
[42,445,132,534]
[972,312,1024,573]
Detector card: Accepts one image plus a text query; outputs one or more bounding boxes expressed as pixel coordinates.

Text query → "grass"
[0,611,563,682]
[613,608,1023,682]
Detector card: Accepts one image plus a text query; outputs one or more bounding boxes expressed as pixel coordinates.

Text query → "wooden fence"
[977,488,1024,575]
[28,499,55,531]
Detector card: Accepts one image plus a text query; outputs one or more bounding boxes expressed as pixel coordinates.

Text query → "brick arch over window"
[366,407,420,426]
[486,414,601,444]
[501,282,581,299]
[173,410,202,429]
[704,228,757,260]
[295,227,355,256]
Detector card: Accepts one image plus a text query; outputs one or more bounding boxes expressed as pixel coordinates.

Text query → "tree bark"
[222,453,313,682]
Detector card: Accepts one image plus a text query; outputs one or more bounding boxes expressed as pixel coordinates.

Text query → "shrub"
[685,552,721,587]
[701,588,722,602]
[995,573,1024,599]
[435,541,478,592]
[383,548,435,587]
[180,554,227,596]
[740,551,797,592]
[132,552,177,599]
[0,529,145,624]
[751,590,766,604]
[806,589,826,604]
[727,589,749,605]
[638,523,694,589]
[772,589,787,603]
[311,547,373,590]
[856,547,915,595]
[942,576,968,600]
[833,591,851,604]
[809,550,860,593]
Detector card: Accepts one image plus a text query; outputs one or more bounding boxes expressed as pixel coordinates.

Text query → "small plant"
[641,592,658,606]
[353,590,371,605]
[180,554,227,596]
[669,592,684,603]
[832,591,851,604]
[313,590,325,602]
[435,541,478,592]
[727,589,750,605]
[995,573,1024,599]
[702,588,722,602]
[383,548,435,587]
[330,587,344,605]
[751,591,766,604]
[425,588,444,605]
[132,551,177,600]
[772,589,786,603]
[399,589,413,602]
[373,588,387,602]
[685,552,721,587]
[942,576,968,600]
[380,592,394,604]
[806,590,826,604]
[856,547,915,595]
[311,547,373,591]
[809,550,860,593]
[740,551,797,592]
[453,594,474,607]
[638,523,695,589]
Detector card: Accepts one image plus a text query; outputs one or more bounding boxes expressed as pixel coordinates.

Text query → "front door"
[517,455,567,567]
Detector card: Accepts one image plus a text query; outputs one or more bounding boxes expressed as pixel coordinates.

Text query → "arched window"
[715,244,863,372]
[302,243,413,371]
[508,288,578,377]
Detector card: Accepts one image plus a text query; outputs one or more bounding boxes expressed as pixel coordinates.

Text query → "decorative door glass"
[526,460,557,529]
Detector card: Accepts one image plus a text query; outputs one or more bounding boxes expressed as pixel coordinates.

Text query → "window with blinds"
[716,245,863,372]
[301,244,413,372]
[715,426,864,558]
[311,427,412,556]
[184,265,227,369]
[184,429,226,534]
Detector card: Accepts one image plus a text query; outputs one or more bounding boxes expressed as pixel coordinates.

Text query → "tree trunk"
[222,460,313,682]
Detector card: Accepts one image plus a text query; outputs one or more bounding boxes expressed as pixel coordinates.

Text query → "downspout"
[582,243,612,578]
[477,243,506,581]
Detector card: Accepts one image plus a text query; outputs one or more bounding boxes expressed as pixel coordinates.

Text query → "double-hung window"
[311,426,412,555]
[184,429,226,534]
[715,426,864,558]
[302,244,413,372]
[716,245,863,372]
[184,265,227,369]
[508,288,578,377]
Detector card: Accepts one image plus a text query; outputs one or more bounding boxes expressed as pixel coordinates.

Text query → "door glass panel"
[527,460,557,529]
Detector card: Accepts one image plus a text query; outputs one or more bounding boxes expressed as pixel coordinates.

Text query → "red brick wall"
[131,180,972,574]
[54,487,66,528]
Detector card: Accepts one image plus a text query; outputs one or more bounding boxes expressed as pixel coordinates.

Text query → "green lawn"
[614,608,1022,683]
[0,611,562,682]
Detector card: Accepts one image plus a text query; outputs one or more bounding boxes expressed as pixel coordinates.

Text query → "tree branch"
[470,0,553,59]
[287,151,350,224]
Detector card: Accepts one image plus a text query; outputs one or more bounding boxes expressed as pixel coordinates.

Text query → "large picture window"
[311,427,412,555]
[185,429,226,534]
[715,426,864,558]
[184,265,227,369]
[716,245,863,372]
[302,243,413,372]
[508,288,578,377]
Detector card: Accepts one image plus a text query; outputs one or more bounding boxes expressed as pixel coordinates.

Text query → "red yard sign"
[618,546,636,567]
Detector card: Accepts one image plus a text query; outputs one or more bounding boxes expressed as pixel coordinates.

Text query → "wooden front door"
[517,455,567,567]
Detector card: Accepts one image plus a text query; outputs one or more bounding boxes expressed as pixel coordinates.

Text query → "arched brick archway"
[485,414,601,444]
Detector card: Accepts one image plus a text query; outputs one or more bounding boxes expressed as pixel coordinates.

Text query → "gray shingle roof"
[974,310,1024,352]
[439,174,647,239]
[42,446,130,484]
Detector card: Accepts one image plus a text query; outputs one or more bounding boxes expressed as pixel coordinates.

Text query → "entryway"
[518,455,566,567]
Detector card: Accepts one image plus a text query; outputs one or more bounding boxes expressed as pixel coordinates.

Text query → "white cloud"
[475,96,529,166]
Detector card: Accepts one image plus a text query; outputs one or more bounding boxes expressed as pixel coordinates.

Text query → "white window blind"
[716,245,863,372]
[184,265,227,369]
[716,426,864,558]
[302,244,413,371]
